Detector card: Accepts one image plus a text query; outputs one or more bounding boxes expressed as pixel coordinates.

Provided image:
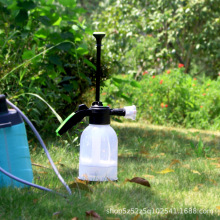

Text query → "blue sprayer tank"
[0,95,33,188]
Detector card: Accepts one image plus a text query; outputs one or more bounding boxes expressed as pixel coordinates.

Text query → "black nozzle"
[93,32,105,103]
[0,95,8,114]
[93,32,106,46]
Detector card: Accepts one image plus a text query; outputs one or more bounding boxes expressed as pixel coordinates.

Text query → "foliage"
[92,0,151,76]
[0,0,219,132]
[101,73,141,107]
[101,65,220,130]
[92,0,220,78]
[0,0,100,133]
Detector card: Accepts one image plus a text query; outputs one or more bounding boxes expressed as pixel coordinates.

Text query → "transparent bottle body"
[78,124,118,181]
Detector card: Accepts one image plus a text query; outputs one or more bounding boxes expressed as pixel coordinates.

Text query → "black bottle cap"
[0,94,23,128]
[92,101,103,107]
[0,94,8,114]
[89,106,111,125]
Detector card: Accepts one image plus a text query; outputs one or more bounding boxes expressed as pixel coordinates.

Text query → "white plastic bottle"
[78,124,118,181]
[56,103,136,182]
[78,105,136,181]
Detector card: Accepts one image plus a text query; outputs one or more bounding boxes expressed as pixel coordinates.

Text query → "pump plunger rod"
[93,32,105,104]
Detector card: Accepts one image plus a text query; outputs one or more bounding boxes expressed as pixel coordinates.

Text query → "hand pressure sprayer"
[0,94,72,196]
[56,32,136,181]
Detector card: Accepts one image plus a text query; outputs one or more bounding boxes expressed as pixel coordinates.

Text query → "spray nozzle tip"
[93,32,105,43]
[93,32,105,36]
[124,105,137,120]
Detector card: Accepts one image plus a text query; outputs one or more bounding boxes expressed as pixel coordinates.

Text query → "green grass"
[0,121,220,219]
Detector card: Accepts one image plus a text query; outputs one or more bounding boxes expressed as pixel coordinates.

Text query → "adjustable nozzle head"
[93,32,105,45]
[110,105,137,120]
[124,105,137,120]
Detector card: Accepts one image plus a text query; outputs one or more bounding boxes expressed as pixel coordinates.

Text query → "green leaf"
[58,0,76,8]
[22,49,35,60]
[74,37,81,42]
[19,69,27,85]
[112,80,120,88]
[15,9,28,24]
[17,1,36,10]
[79,72,89,81]
[59,76,76,84]
[38,16,51,26]
[34,29,48,39]
[61,32,74,40]
[56,42,72,52]
[112,77,123,83]
[49,55,62,66]
[46,0,54,4]
[72,80,79,90]
[130,80,141,88]
[48,33,62,43]
[83,59,96,70]
[121,93,132,103]
[63,84,73,92]
[53,17,62,26]
[112,77,129,84]
[85,27,93,35]
[76,47,88,55]
[0,0,13,6]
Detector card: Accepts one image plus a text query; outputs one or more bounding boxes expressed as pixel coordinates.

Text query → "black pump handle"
[56,108,91,136]
[93,32,105,103]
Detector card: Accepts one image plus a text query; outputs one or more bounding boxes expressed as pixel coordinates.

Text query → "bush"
[92,0,220,78]
[101,65,220,130]
[0,0,106,134]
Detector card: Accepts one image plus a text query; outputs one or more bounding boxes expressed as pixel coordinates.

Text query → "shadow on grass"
[0,184,219,220]
[114,122,220,158]
[0,122,219,219]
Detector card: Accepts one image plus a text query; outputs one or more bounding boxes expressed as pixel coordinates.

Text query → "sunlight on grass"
[0,121,219,219]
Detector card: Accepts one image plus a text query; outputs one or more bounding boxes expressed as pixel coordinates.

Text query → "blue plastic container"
[0,95,33,188]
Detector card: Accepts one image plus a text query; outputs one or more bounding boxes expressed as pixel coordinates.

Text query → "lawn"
[0,121,219,219]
